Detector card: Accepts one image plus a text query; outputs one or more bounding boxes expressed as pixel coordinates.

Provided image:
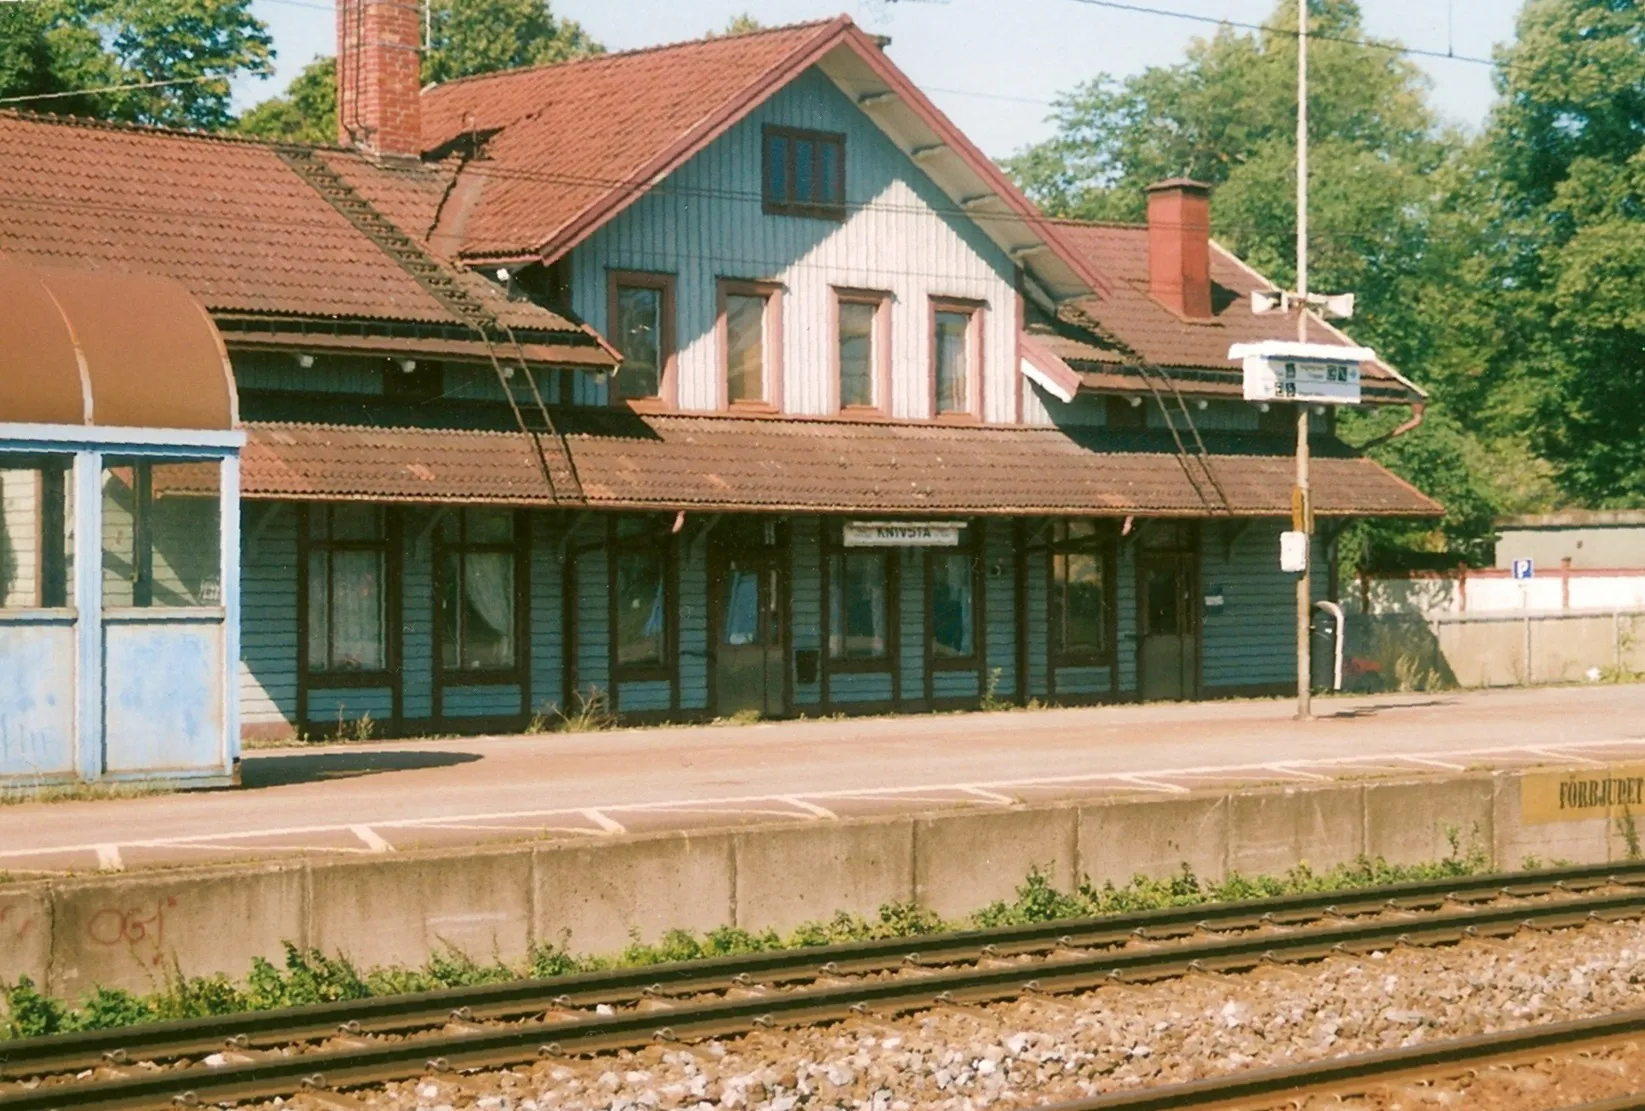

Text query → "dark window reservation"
[763,127,845,217]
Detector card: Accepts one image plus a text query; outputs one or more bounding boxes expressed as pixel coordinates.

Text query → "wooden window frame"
[924,524,985,675]
[296,503,403,732]
[762,125,847,220]
[1,457,70,609]
[607,270,677,409]
[821,527,899,677]
[717,278,784,413]
[929,297,985,422]
[1047,519,1118,669]
[433,507,531,689]
[609,515,677,687]
[830,288,892,416]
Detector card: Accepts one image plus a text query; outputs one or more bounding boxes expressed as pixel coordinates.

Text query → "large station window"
[928,545,979,662]
[101,460,221,608]
[437,507,520,673]
[722,281,781,408]
[0,460,70,609]
[613,516,670,674]
[763,126,845,218]
[305,505,390,674]
[1049,519,1115,664]
[610,272,674,401]
[828,550,890,661]
[931,300,980,418]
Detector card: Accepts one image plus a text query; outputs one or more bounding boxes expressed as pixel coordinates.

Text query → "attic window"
[763,126,845,219]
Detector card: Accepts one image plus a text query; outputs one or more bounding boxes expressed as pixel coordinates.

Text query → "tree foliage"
[0,0,272,130]
[235,56,334,144]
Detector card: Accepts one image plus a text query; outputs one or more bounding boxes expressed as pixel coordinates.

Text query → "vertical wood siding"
[568,69,1021,421]
[239,503,297,733]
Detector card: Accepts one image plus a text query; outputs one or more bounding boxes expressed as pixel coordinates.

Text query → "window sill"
[438,670,525,686]
[929,655,982,671]
[838,404,889,420]
[1051,654,1115,670]
[762,201,847,222]
[932,411,981,425]
[725,400,780,416]
[615,664,672,684]
[620,396,674,414]
[825,656,894,674]
[306,670,398,688]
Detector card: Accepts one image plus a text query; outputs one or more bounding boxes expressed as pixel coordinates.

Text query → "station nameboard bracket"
[844,521,964,548]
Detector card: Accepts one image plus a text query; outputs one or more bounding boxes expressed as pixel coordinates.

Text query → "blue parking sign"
[1512,558,1534,581]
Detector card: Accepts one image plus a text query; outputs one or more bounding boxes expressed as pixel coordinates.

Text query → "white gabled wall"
[568,68,1021,423]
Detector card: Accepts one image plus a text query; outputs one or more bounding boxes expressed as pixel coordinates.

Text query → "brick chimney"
[337,0,423,160]
[1145,178,1213,320]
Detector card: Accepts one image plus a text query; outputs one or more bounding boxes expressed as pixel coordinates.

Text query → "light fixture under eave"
[396,358,417,374]
[295,353,315,369]
[1127,395,1144,408]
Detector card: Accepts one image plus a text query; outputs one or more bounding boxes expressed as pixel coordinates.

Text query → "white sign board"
[1280,530,1309,573]
[1229,341,1376,406]
[1512,558,1534,581]
[844,521,963,548]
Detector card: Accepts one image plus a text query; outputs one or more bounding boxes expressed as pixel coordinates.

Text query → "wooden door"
[1137,551,1200,700]
[713,548,787,717]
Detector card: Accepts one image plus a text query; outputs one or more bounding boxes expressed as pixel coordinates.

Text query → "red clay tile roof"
[421,21,845,262]
[241,416,1441,518]
[417,19,1110,301]
[0,111,601,350]
[1049,221,1421,402]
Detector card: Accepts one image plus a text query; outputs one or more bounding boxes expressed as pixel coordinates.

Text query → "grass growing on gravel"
[1,838,1489,1039]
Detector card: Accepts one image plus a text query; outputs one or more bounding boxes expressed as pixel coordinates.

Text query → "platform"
[3,685,1643,875]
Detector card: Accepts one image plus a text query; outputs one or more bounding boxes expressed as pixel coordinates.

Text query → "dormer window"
[763,126,845,219]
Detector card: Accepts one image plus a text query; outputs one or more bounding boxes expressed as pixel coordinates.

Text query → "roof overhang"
[0,263,237,431]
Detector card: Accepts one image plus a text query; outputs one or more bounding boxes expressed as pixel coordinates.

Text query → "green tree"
[236,0,600,143]
[235,56,335,144]
[422,0,601,85]
[1476,0,1645,505]
[1007,0,1513,564]
[711,14,764,37]
[0,0,272,130]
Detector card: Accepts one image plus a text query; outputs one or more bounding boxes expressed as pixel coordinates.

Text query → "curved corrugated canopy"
[0,263,237,431]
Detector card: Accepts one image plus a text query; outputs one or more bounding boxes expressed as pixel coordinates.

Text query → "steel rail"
[2,859,1639,1082]
[1038,1006,1645,1110]
[4,883,1645,1111]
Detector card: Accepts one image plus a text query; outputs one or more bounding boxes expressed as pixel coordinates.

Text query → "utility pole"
[1294,0,1312,721]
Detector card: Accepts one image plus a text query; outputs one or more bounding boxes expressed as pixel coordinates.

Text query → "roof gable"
[420,17,1108,302]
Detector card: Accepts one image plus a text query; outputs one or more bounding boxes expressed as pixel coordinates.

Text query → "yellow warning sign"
[1521,763,1645,825]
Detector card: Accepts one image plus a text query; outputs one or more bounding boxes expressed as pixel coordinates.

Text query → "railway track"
[5,859,1645,1111]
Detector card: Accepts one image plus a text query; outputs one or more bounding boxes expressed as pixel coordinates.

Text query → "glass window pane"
[829,552,888,660]
[617,550,666,665]
[616,285,662,399]
[330,549,385,671]
[817,139,841,204]
[1057,551,1106,655]
[465,507,514,544]
[460,551,516,668]
[935,310,970,414]
[931,552,975,659]
[307,550,329,671]
[330,504,383,542]
[149,463,221,606]
[1144,565,1181,635]
[794,138,815,202]
[726,293,767,403]
[439,549,461,670]
[838,300,876,408]
[765,134,789,202]
[101,466,138,608]
[1,463,69,609]
[722,566,760,647]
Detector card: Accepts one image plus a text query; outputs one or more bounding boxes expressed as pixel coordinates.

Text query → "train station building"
[0,11,1437,765]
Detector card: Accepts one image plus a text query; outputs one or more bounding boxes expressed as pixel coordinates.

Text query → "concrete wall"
[1346,609,1645,691]
[6,762,1635,1001]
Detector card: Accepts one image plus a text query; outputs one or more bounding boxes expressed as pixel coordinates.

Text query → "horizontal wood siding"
[617,680,672,714]
[931,669,979,701]
[678,539,710,712]
[306,686,393,724]
[528,512,563,716]
[828,671,893,704]
[790,517,823,707]
[568,68,1019,421]
[983,520,1017,699]
[0,468,40,606]
[1199,520,1321,691]
[1116,539,1138,694]
[1053,665,1110,696]
[240,502,297,734]
[400,508,436,722]
[574,543,611,703]
[441,684,521,718]
[1025,538,1049,698]
[899,551,924,701]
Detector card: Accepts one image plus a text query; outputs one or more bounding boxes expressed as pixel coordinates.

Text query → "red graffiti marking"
[0,904,36,940]
[86,896,178,961]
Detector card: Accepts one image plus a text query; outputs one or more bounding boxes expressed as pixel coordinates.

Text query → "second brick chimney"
[1145,178,1213,320]
[337,0,423,160]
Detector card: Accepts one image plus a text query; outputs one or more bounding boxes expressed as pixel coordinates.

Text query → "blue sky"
[240,0,1524,158]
